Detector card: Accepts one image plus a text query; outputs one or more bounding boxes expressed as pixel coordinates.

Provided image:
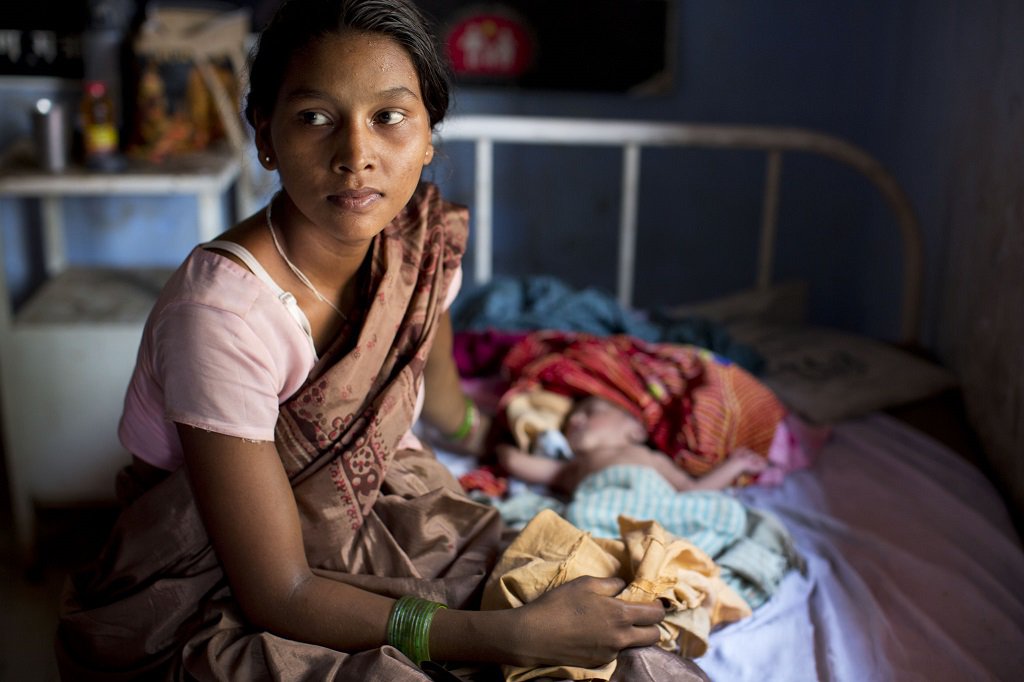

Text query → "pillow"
[725,320,958,424]
[664,280,809,327]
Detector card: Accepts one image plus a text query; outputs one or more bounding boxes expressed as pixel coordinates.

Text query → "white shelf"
[0,145,241,328]
[0,147,240,555]
[0,144,240,195]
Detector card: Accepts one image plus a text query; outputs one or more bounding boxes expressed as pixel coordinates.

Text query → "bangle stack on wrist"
[445,396,479,444]
[386,595,447,667]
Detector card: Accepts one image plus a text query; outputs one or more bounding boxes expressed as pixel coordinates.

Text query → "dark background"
[1,1,669,92]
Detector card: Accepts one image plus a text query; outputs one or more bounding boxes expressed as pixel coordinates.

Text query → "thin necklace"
[265,198,346,319]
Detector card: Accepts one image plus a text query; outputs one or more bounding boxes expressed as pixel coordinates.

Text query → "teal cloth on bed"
[565,465,801,608]
[568,466,746,555]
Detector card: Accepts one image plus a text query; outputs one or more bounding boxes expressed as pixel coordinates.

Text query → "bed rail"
[437,115,923,344]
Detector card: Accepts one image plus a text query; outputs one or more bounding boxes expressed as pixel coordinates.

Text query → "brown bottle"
[81,80,122,170]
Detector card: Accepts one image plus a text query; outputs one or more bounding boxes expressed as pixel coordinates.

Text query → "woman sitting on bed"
[55,2,717,680]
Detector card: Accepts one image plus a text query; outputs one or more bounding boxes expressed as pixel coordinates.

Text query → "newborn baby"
[497,396,769,495]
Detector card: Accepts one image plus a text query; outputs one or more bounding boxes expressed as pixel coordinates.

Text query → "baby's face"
[563,397,643,451]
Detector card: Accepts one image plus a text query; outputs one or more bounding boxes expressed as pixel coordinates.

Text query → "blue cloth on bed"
[565,465,800,608]
[450,276,763,373]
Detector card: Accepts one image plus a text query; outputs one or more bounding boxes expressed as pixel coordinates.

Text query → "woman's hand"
[505,576,666,668]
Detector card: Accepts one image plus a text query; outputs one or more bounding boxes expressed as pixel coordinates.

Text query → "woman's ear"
[254,112,275,170]
[424,143,434,166]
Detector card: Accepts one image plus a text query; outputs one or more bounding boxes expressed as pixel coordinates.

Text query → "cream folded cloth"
[482,509,751,681]
[504,388,574,452]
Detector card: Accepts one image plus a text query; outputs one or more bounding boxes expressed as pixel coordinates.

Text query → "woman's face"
[257,30,434,244]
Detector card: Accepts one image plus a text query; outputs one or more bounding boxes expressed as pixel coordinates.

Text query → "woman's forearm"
[261,572,394,652]
[422,311,470,435]
[429,607,522,664]
[264,569,665,670]
[273,575,523,664]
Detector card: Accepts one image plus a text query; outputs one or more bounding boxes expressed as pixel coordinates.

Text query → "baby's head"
[244,0,452,131]
[563,397,647,452]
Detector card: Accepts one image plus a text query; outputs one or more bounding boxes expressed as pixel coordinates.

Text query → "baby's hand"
[729,447,769,474]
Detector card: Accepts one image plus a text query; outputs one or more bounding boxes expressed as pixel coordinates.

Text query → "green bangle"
[386,595,447,667]
[445,396,477,443]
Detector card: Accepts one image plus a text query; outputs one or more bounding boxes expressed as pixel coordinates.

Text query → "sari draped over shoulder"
[55,183,505,681]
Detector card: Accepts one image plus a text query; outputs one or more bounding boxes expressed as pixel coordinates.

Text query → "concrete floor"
[1,508,63,680]
[0,548,63,681]
[0,477,117,682]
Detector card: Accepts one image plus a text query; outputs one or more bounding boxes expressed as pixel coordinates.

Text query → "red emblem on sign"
[446,13,533,78]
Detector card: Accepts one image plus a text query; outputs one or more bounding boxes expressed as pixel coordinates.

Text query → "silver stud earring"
[264,154,272,164]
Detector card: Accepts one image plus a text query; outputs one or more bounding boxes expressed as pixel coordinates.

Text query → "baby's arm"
[643,451,702,492]
[688,447,768,491]
[496,443,567,487]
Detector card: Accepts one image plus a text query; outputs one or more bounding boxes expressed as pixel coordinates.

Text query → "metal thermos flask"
[32,98,68,172]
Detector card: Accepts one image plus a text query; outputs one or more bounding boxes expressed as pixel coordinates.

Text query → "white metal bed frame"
[437,115,923,344]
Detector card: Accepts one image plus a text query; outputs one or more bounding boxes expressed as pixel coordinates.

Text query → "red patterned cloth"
[499,331,786,477]
[458,465,509,499]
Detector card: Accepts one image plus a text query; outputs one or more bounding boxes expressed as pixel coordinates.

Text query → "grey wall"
[433,2,924,341]
[4,1,928,339]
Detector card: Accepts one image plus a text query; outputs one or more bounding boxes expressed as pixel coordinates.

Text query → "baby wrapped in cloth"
[498,331,799,479]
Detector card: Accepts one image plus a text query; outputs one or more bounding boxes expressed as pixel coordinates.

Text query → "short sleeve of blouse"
[445,265,462,311]
[155,300,282,441]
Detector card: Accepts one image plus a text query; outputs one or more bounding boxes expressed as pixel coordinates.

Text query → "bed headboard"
[436,115,923,345]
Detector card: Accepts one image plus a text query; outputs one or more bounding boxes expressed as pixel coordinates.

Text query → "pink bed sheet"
[700,414,1024,681]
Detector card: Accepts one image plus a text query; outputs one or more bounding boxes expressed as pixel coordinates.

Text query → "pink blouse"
[119,243,461,471]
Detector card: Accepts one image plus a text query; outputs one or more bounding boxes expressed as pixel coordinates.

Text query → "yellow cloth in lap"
[481,509,751,681]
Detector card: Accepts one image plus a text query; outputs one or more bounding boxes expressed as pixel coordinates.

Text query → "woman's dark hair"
[244,0,451,129]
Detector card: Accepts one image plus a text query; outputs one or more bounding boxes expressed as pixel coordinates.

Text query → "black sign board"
[1,1,672,93]
[423,0,672,93]
[0,4,90,78]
